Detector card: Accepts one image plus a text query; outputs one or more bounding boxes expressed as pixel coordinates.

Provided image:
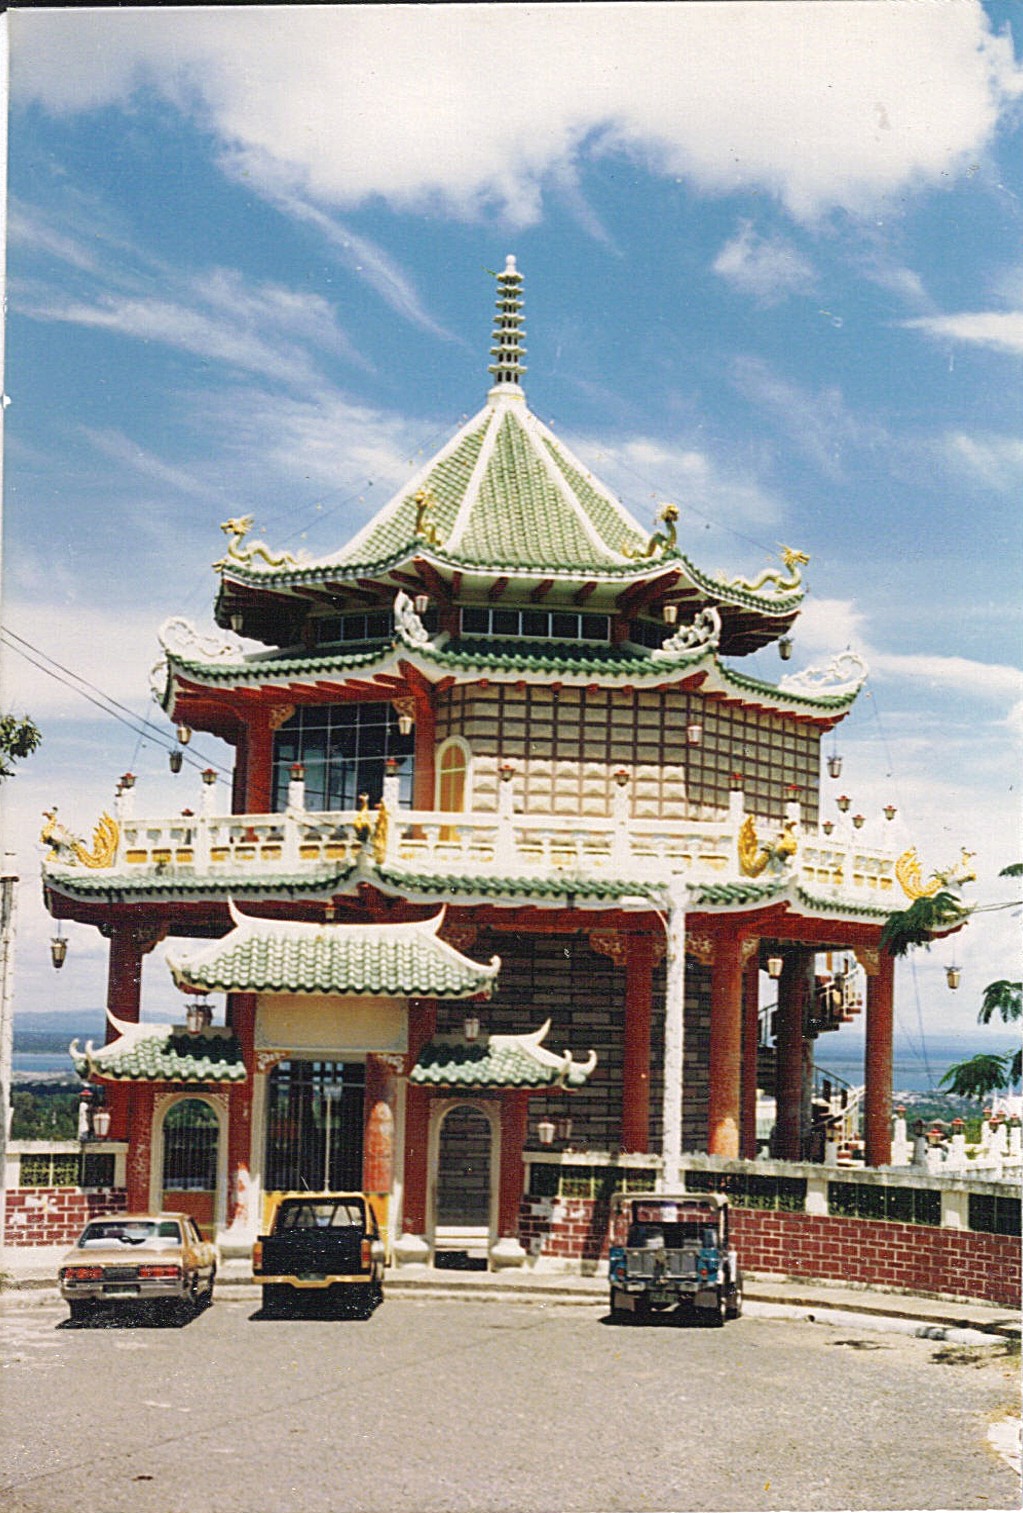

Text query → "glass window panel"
[521,609,548,638]
[551,612,579,639]
[491,608,519,636]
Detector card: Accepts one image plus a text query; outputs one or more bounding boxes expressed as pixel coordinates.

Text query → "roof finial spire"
[487,254,526,397]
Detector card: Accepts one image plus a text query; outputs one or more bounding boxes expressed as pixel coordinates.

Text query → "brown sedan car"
[58,1213,218,1321]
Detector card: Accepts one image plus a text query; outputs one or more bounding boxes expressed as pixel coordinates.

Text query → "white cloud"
[712,221,815,303]
[902,311,1023,356]
[3,603,178,721]
[943,430,1023,490]
[731,357,870,479]
[12,2,1022,225]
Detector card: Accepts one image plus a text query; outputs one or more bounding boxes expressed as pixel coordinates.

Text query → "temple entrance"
[264,1060,365,1194]
[160,1098,219,1237]
[433,1102,494,1269]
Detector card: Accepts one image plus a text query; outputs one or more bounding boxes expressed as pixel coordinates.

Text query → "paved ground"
[1,1288,1019,1513]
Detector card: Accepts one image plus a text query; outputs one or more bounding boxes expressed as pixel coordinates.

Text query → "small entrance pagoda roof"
[70,1015,247,1083]
[165,902,500,998]
[410,1020,597,1089]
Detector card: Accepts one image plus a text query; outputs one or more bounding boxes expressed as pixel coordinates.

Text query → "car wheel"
[68,1299,94,1323]
[725,1274,743,1320]
[262,1284,290,1318]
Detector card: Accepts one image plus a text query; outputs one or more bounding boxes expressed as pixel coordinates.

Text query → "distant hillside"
[14,1010,106,1054]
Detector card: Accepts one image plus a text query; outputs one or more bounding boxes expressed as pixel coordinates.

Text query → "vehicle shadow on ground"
[600,1308,726,1330]
[249,1296,383,1324]
[57,1297,213,1330]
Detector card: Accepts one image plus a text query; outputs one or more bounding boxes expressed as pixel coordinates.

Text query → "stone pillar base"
[489,1236,527,1270]
[392,1232,432,1268]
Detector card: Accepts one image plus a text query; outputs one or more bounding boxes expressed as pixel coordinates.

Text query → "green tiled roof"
[375,864,645,905]
[70,1025,247,1083]
[167,902,500,998]
[411,1021,596,1089]
[44,861,353,903]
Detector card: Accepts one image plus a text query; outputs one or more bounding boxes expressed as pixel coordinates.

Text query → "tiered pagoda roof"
[210,255,806,658]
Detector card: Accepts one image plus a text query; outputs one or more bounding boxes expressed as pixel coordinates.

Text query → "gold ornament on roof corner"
[727,545,810,596]
[353,794,373,844]
[412,489,442,547]
[372,802,390,865]
[895,847,977,901]
[624,502,678,560]
[41,809,119,869]
[738,814,798,878]
[213,515,299,570]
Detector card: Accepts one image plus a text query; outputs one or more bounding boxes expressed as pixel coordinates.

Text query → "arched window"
[161,1099,218,1192]
[437,739,470,815]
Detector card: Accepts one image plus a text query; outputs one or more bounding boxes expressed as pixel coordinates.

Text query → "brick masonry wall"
[4,1188,128,1247]
[518,1195,1020,1308]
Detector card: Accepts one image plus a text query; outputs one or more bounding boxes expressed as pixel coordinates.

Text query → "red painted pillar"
[401,999,437,1235]
[775,951,812,1160]
[105,924,147,1035]
[708,932,745,1157]
[245,712,274,813]
[226,993,256,1227]
[498,1091,530,1238]
[125,1083,155,1210]
[363,1055,396,1194]
[740,952,761,1159]
[622,934,655,1152]
[864,950,895,1167]
[412,688,436,812]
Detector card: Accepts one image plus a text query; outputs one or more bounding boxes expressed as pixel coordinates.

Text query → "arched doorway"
[433,1102,494,1268]
[160,1098,220,1237]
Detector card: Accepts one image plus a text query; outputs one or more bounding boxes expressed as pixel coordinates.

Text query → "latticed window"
[264,1061,365,1193]
[162,1100,219,1192]
[271,702,415,812]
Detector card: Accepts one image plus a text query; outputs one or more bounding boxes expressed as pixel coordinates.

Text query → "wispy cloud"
[942,430,1023,490]
[731,356,871,480]
[12,4,1023,224]
[712,221,815,304]
[902,311,1023,356]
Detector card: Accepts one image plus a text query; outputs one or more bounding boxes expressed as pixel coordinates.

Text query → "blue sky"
[3,3,1021,1079]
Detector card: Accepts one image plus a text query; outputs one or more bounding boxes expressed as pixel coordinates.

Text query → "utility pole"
[0,867,17,1251]
[0,15,12,1254]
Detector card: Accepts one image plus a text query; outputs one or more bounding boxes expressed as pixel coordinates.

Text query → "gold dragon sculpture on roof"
[895,847,977,901]
[738,815,798,878]
[213,515,300,570]
[725,545,809,596]
[41,809,119,869]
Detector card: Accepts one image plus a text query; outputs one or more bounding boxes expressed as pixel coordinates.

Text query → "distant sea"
[12,1053,79,1080]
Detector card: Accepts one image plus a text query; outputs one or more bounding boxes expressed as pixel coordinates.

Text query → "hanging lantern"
[852,813,865,830]
[230,612,244,633]
[612,766,630,787]
[186,1000,214,1033]
[176,724,192,747]
[50,932,68,970]
[537,1117,555,1146]
[883,804,897,821]
[686,722,703,746]
[827,753,843,779]
[946,964,961,991]
[414,593,430,617]
[731,772,743,791]
[822,820,834,836]
[778,636,793,661]
[119,772,135,790]
[202,768,218,786]
[290,761,305,781]
[555,1116,573,1144]
[662,603,678,626]
[836,794,851,812]
[394,699,416,737]
[500,760,516,783]
[91,1107,111,1139]
[766,954,783,979]
[463,1013,480,1043]
[169,749,183,773]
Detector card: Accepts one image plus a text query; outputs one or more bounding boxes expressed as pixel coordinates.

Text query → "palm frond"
[938,1052,1014,1101]
[978,979,1022,1026]
[879,890,969,958]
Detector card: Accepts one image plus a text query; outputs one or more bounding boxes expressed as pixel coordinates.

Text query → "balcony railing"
[47,780,898,901]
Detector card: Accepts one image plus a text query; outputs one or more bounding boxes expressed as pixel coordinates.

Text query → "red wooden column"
[410,680,437,813]
[244,708,275,813]
[103,922,165,1139]
[740,948,761,1159]
[708,930,746,1158]
[401,998,437,1236]
[497,1090,530,1239]
[226,993,256,1228]
[864,948,895,1167]
[622,933,655,1153]
[363,1055,396,1195]
[124,1083,155,1208]
[775,950,812,1160]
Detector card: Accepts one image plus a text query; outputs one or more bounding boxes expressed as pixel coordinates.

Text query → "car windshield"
[78,1220,181,1249]
[277,1200,364,1230]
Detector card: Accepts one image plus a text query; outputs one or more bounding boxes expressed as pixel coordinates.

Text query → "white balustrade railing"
[80,800,898,899]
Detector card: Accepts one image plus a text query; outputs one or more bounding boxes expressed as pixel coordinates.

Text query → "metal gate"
[264,1060,365,1193]
[161,1098,219,1234]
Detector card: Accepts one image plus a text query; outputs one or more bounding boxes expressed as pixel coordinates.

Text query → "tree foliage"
[938,1053,1016,1102]
[879,890,969,957]
[0,714,42,779]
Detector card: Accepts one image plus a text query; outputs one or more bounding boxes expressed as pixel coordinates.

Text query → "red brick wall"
[519,1195,1020,1308]
[4,1188,128,1247]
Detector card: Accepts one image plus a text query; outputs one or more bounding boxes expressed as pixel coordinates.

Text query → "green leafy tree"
[0,714,41,779]
[938,1053,1016,1101]
[879,890,970,957]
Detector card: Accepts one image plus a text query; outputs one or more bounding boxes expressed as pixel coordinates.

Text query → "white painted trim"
[445,404,501,550]
[426,1099,501,1259]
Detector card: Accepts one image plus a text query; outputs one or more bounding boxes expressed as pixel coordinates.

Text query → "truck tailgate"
[258,1230,365,1276]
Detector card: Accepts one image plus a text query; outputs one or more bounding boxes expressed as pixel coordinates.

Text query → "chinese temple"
[44,257,934,1264]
